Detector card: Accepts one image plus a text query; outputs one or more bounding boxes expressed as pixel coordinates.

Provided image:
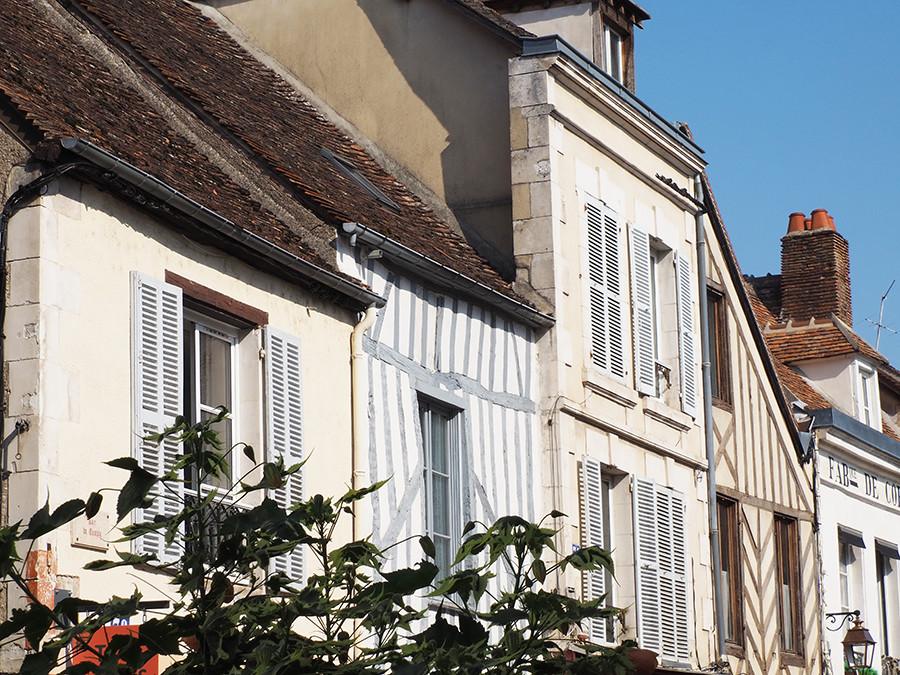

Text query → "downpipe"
[695,173,727,662]
[350,305,378,542]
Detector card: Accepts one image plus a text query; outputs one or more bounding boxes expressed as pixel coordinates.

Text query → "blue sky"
[635,1,900,364]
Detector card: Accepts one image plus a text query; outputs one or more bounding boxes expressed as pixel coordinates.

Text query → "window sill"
[712,397,733,412]
[779,651,806,668]
[582,367,638,409]
[723,641,744,659]
[642,396,693,432]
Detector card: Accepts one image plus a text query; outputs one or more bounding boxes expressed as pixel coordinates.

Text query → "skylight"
[321,147,400,213]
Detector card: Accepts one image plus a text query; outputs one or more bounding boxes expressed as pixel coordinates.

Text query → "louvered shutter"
[630,227,655,395]
[669,490,690,662]
[265,327,304,581]
[676,253,698,417]
[580,457,608,643]
[132,273,184,563]
[633,477,661,654]
[586,198,625,378]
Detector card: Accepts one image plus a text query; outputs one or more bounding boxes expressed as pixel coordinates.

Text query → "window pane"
[430,411,450,474]
[608,30,623,81]
[776,517,799,653]
[199,331,232,410]
[431,474,450,535]
[200,408,232,489]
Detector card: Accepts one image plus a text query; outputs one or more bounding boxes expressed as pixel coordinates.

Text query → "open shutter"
[633,477,661,654]
[630,227,655,395]
[586,198,625,378]
[132,272,184,564]
[265,327,304,581]
[580,457,608,643]
[676,253,698,417]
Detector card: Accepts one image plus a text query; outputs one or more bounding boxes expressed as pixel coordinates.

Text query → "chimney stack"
[780,209,852,325]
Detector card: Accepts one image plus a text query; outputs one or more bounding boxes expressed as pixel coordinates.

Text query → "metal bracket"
[1,419,30,479]
[825,610,860,632]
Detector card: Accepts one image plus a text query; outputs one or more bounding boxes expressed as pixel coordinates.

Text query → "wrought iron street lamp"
[826,611,877,673]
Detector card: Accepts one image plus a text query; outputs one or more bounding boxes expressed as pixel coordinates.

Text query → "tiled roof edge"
[700,172,808,461]
[62,138,385,308]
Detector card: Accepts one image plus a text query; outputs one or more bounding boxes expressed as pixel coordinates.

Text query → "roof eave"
[60,138,384,309]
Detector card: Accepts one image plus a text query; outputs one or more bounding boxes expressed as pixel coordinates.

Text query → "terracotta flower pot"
[627,647,659,675]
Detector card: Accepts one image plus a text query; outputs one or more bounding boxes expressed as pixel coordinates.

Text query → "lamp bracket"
[825,610,860,632]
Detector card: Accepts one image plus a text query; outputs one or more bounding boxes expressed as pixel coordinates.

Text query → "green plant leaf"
[85,492,103,519]
[106,457,141,471]
[116,468,157,521]
[419,535,436,559]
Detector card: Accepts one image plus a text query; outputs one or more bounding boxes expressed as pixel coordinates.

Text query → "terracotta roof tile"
[745,274,782,320]
[883,419,900,443]
[764,324,858,364]
[76,0,523,303]
[0,0,336,277]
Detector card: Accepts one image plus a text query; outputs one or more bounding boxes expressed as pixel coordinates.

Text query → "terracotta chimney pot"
[804,218,812,230]
[787,212,806,234]
[810,208,833,230]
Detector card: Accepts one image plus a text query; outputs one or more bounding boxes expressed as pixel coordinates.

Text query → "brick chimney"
[780,209,852,325]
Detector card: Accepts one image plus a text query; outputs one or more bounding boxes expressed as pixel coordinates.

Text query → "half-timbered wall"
[707,242,821,674]
[338,244,540,570]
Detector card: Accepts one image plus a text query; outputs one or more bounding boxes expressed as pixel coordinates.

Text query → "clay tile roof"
[745,274,782,321]
[75,0,523,303]
[764,324,858,364]
[884,420,900,443]
[0,0,337,277]
[451,0,534,39]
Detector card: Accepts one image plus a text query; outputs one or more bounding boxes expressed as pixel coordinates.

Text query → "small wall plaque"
[71,512,111,552]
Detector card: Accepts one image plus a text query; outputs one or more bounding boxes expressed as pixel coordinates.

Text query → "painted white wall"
[816,433,900,672]
[2,180,356,607]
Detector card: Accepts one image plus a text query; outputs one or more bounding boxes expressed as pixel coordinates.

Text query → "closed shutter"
[633,476,661,654]
[132,272,184,563]
[630,227,655,395]
[265,327,304,581]
[586,198,625,378]
[580,457,607,643]
[676,253,698,417]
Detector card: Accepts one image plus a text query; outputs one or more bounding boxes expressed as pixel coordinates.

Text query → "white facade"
[815,421,900,674]
[336,241,541,573]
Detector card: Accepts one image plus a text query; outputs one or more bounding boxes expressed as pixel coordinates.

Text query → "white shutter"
[633,476,661,654]
[265,327,304,581]
[586,198,625,378]
[669,490,691,662]
[132,272,184,564]
[630,227,655,395]
[580,457,608,643]
[676,253,698,417]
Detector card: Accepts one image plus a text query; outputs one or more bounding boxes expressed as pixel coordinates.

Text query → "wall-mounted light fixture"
[826,611,876,673]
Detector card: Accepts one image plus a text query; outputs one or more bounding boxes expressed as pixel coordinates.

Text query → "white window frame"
[603,22,625,83]
[184,310,240,494]
[838,528,866,616]
[420,396,464,577]
[856,363,880,429]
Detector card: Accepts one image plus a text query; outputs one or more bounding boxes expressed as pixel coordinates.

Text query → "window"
[857,364,879,428]
[838,528,866,614]
[603,22,625,83]
[717,496,743,646]
[420,398,463,576]
[581,458,615,643]
[775,515,802,655]
[132,272,304,578]
[184,313,238,490]
[707,289,732,404]
[876,540,900,657]
[586,197,625,379]
[633,478,690,663]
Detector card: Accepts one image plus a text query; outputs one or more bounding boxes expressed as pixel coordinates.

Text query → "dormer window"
[603,22,626,83]
[856,363,880,429]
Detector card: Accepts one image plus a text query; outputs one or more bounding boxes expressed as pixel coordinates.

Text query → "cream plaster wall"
[208,0,517,265]
[505,4,594,56]
[2,180,355,607]
[507,53,712,667]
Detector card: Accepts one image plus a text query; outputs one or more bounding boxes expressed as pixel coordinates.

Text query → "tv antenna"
[866,279,897,350]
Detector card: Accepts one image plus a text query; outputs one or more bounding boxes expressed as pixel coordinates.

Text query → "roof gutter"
[59,138,384,309]
[520,36,705,157]
[810,407,900,464]
[341,221,554,329]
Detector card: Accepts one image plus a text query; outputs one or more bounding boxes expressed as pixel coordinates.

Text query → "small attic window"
[321,147,400,213]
